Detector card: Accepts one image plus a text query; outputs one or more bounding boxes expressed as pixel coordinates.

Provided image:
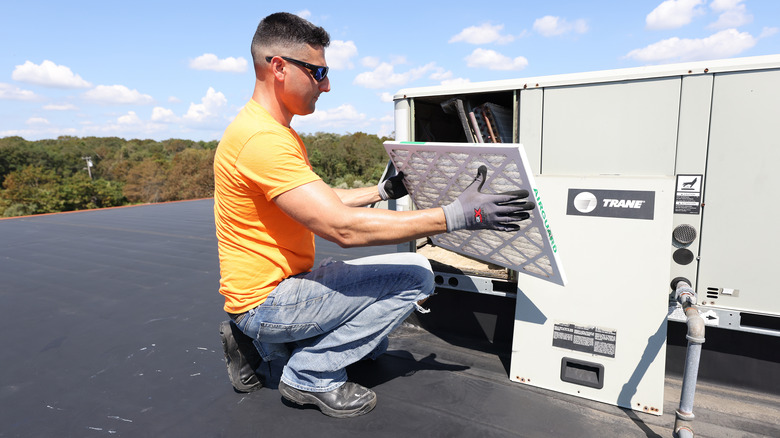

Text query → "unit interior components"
[510,175,674,416]
[384,141,566,286]
[409,92,514,144]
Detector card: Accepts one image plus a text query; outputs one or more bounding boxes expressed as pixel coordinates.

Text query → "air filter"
[384,141,566,286]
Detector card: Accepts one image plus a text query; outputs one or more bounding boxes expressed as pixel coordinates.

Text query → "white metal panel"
[518,88,543,175]
[511,175,674,415]
[393,99,411,142]
[675,75,713,174]
[669,75,713,293]
[697,69,780,316]
[542,78,681,176]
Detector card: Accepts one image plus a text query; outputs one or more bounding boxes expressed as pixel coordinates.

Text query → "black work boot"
[219,320,263,393]
[278,381,377,418]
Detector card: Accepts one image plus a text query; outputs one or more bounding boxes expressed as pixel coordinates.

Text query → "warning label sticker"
[674,174,702,215]
[552,323,617,358]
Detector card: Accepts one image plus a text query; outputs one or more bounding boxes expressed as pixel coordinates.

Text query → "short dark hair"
[251,12,330,67]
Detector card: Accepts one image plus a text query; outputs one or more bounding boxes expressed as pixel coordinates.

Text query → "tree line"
[0,132,392,217]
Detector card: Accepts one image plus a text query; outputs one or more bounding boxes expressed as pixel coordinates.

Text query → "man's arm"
[332,186,382,208]
[332,172,407,207]
[274,179,446,248]
[275,166,533,248]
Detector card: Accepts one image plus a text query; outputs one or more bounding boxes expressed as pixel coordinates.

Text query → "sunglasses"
[265,56,329,82]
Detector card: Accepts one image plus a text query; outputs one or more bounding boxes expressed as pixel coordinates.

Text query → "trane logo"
[568,188,655,220]
[602,199,646,209]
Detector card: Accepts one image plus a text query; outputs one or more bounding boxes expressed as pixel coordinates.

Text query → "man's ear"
[268,57,286,81]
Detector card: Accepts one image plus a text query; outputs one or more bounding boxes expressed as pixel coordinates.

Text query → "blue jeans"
[235,252,434,392]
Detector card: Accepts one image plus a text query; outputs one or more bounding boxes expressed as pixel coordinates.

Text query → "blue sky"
[1,0,778,142]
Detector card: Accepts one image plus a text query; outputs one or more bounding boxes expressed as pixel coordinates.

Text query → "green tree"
[122,158,169,203]
[1,165,62,215]
[0,132,393,215]
[301,132,388,187]
[163,148,215,201]
[57,173,125,210]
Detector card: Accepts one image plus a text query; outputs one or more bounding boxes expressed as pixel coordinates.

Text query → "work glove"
[442,165,534,232]
[378,172,408,200]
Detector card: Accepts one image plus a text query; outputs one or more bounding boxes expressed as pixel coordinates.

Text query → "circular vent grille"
[673,248,695,265]
[673,224,697,246]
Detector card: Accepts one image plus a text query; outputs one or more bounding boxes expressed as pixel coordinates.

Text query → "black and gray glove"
[378,171,408,200]
[442,166,534,232]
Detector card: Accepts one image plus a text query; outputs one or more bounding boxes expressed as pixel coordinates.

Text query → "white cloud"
[26,117,50,125]
[74,89,233,137]
[0,83,38,100]
[388,55,408,65]
[429,69,454,82]
[380,92,394,103]
[296,10,312,20]
[760,27,779,38]
[12,60,92,88]
[708,0,752,29]
[301,104,365,123]
[189,53,248,73]
[353,62,437,89]
[533,16,588,37]
[43,103,77,111]
[626,28,756,62]
[710,0,742,10]
[326,40,358,70]
[449,23,516,44]
[151,106,178,123]
[83,85,154,105]
[646,0,705,30]
[80,111,168,137]
[0,126,78,139]
[375,114,395,138]
[377,123,394,139]
[294,104,369,131]
[361,57,381,68]
[168,96,181,103]
[464,48,528,71]
[441,77,472,87]
[117,111,142,126]
[182,87,228,126]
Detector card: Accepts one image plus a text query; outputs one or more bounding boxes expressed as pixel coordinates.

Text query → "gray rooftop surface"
[1,199,777,437]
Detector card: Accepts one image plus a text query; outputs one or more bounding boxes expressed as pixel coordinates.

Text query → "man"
[215,12,534,418]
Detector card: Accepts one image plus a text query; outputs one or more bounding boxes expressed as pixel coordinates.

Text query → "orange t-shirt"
[213,99,321,313]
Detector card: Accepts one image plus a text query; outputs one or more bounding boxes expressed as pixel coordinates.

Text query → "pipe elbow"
[684,306,706,344]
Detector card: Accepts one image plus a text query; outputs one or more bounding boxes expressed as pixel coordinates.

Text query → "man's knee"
[404,252,435,291]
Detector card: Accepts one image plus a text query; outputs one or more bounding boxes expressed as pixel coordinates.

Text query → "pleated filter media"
[384,141,566,286]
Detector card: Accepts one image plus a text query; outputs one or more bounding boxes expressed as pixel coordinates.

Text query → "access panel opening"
[560,357,604,389]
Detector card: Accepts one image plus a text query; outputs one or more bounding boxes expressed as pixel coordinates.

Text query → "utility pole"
[82,156,93,179]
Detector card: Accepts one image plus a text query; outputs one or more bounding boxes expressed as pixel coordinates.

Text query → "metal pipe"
[671,279,705,438]
[676,425,694,438]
